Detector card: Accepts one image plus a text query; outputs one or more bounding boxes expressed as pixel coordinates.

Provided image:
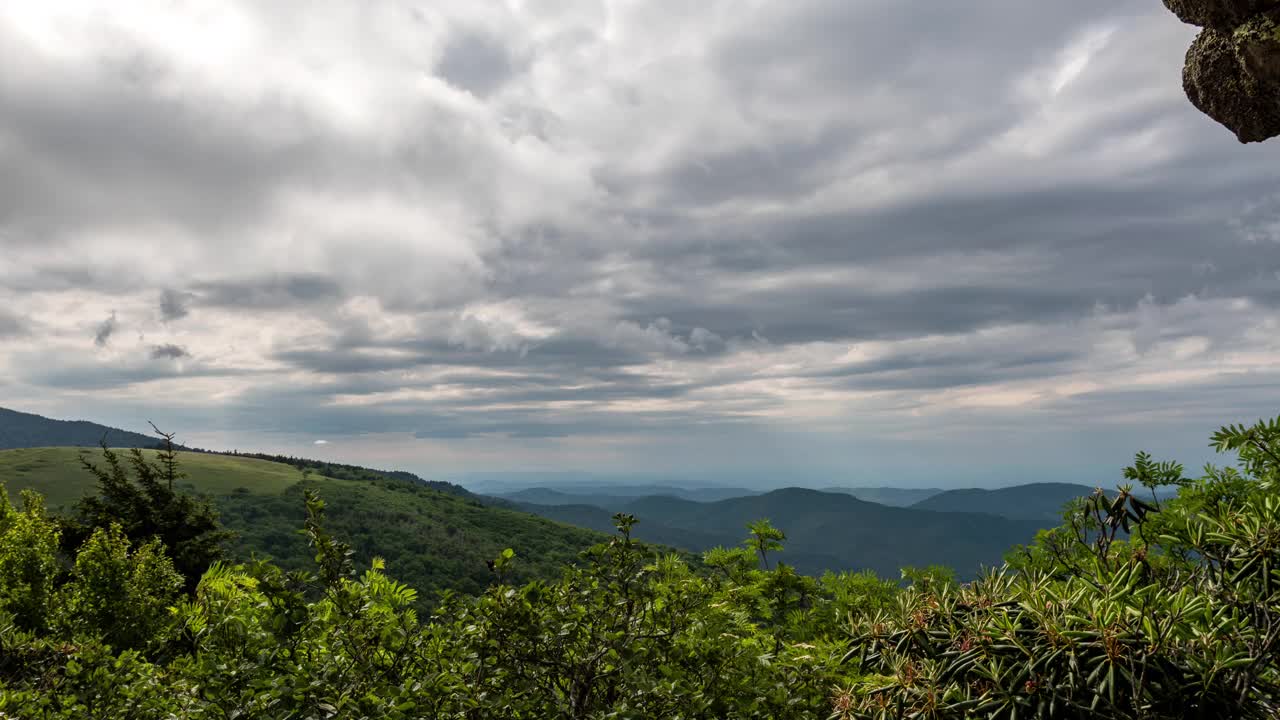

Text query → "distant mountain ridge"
[500,485,758,508]
[910,483,1099,522]
[513,486,1048,579]
[459,471,761,497]
[0,445,610,605]
[0,406,163,450]
[819,486,944,507]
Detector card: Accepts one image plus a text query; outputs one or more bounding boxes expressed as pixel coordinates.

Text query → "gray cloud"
[18,354,245,391]
[0,310,26,338]
[159,289,192,321]
[193,274,344,310]
[805,348,1081,393]
[151,343,190,360]
[92,312,117,347]
[436,29,522,97]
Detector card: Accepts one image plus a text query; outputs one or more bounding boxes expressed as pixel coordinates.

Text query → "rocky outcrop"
[1167,2,1280,142]
[1164,0,1279,31]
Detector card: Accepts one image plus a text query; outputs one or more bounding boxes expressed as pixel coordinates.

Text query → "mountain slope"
[0,406,161,450]
[0,446,305,509]
[0,447,608,604]
[910,483,1097,522]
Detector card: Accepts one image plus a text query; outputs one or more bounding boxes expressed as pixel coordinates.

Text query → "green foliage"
[63,437,232,591]
[0,487,61,631]
[0,485,888,717]
[747,518,786,569]
[0,441,615,605]
[834,415,1280,719]
[217,473,609,607]
[56,525,184,651]
[1211,415,1280,488]
[227,450,474,496]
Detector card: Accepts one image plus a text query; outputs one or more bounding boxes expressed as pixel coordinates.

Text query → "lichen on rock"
[1184,27,1280,142]
[1232,10,1280,89]
[1164,0,1280,31]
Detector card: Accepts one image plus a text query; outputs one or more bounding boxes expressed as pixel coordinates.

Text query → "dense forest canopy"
[0,415,1278,718]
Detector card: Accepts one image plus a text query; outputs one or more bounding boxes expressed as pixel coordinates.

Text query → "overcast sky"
[1,1,1278,488]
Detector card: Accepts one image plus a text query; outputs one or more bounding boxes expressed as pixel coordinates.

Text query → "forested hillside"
[0,406,161,450]
[0,446,608,604]
[0,416,1278,718]
[225,451,475,497]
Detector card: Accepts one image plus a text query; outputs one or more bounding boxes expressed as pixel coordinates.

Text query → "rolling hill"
[909,482,1098,522]
[0,447,305,509]
[0,406,162,450]
[0,446,608,605]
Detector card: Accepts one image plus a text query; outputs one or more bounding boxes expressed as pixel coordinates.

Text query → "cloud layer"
[1,1,1278,485]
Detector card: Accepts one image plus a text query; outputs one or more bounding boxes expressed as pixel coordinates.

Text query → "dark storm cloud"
[92,312,117,347]
[151,344,190,360]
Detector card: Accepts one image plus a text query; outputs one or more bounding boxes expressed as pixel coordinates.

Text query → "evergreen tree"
[62,427,231,592]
